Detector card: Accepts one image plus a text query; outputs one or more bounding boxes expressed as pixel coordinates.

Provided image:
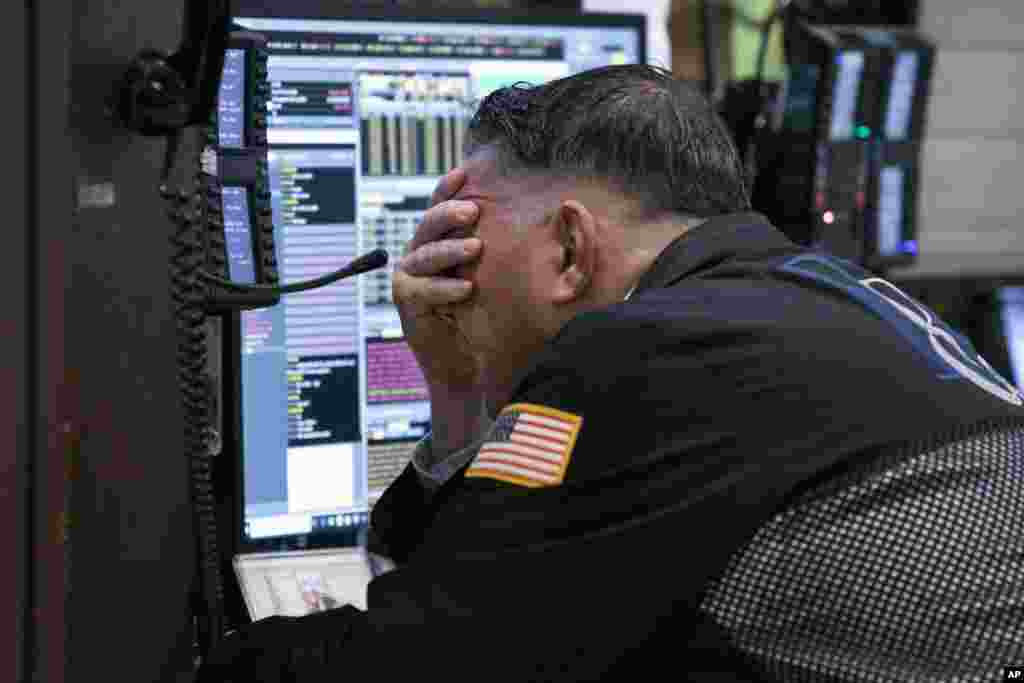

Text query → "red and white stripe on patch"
[464,402,583,488]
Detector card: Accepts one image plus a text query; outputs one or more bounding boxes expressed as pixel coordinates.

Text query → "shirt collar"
[628,212,795,298]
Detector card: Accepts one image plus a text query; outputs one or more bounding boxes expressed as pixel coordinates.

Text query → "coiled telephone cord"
[163,166,225,662]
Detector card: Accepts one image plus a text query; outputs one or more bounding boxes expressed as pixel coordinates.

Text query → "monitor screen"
[230,5,646,549]
[999,287,1024,388]
[829,50,864,141]
[884,51,919,141]
[218,48,247,148]
[222,186,258,284]
[877,165,905,257]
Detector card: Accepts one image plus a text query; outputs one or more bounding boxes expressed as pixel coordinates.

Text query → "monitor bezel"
[233,1,647,61]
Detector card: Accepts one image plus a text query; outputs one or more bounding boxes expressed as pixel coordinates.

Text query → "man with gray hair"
[199,64,1024,682]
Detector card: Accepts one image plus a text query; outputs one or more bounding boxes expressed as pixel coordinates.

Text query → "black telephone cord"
[164,159,226,661]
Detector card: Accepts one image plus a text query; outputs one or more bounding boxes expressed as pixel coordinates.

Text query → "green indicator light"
[855,125,872,139]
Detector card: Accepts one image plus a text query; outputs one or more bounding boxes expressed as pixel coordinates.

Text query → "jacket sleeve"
[363,463,431,565]
[365,434,484,564]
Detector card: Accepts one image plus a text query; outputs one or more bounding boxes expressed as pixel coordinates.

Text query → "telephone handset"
[115,0,388,661]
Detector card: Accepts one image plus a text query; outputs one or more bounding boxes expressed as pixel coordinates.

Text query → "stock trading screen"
[358,72,471,177]
[361,192,429,305]
[241,146,365,540]
[271,80,354,127]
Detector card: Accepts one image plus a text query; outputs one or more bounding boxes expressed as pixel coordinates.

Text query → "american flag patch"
[465,403,583,488]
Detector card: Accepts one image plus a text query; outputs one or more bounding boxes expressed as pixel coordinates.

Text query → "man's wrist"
[412,434,481,490]
[428,385,492,453]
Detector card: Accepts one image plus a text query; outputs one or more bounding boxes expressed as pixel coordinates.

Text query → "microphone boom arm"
[197,248,390,296]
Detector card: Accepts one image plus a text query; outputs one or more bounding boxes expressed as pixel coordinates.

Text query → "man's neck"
[617,217,703,299]
[487,218,699,415]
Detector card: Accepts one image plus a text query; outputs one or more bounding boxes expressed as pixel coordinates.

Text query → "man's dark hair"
[466,64,751,219]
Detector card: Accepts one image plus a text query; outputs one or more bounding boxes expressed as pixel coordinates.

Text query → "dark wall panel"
[67,2,199,681]
[33,1,71,682]
[4,1,29,681]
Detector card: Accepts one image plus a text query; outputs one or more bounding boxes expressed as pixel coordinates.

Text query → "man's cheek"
[462,303,497,350]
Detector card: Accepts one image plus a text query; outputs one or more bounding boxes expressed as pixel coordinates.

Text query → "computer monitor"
[996,287,1024,388]
[227,3,646,552]
[966,286,1024,394]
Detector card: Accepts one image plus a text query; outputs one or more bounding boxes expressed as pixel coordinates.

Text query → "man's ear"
[552,199,597,304]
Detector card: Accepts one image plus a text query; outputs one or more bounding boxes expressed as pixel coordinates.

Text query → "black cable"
[197,249,389,295]
[744,0,790,186]
[701,0,720,101]
[163,134,226,661]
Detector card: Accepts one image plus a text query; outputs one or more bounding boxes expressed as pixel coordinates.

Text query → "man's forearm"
[427,384,492,457]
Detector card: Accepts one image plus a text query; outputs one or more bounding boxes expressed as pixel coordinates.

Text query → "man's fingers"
[409,200,479,252]
[430,166,466,207]
[400,238,481,277]
[393,271,474,308]
[409,167,479,251]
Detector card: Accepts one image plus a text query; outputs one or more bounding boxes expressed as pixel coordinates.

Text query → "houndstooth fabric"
[700,421,1024,682]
